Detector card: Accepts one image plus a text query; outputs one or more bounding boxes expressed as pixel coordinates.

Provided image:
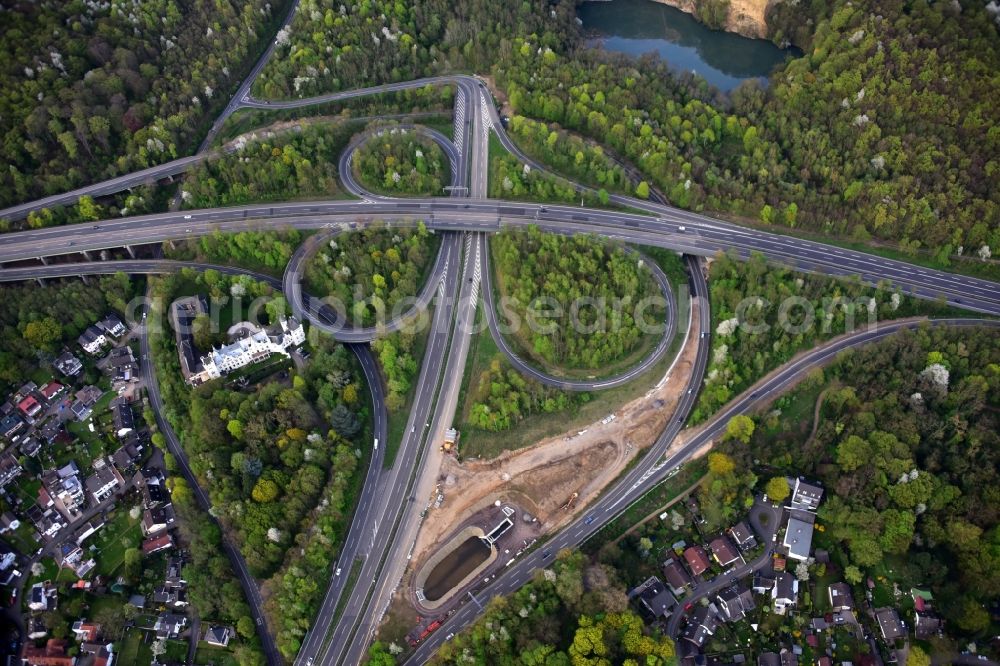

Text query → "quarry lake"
[578,0,797,92]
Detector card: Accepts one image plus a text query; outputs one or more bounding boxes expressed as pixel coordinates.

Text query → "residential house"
[153,583,188,609]
[0,452,23,488]
[783,514,815,561]
[79,325,107,355]
[54,352,83,377]
[153,612,187,639]
[629,576,676,622]
[142,532,174,555]
[79,642,114,666]
[681,605,719,648]
[76,386,103,407]
[109,398,134,438]
[828,583,855,612]
[709,535,741,567]
[111,442,141,473]
[27,616,48,640]
[0,541,17,572]
[771,572,799,615]
[142,504,176,536]
[716,584,756,622]
[40,382,64,402]
[70,400,92,422]
[71,621,101,643]
[875,607,905,642]
[25,503,66,540]
[790,479,823,512]
[20,435,42,457]
[684,546,711,576]
[43,463,85,516]
[662,556,694,595]
[54,542,96,578]
[0,413,24,441]
[165,557,186,586]
[29,582,57,612]
[203,625,233,648]
[105,347,137,385]
[18,394,43,420]
[98,313,127,339]
[914,610,942,639]
[779,650,798,666]
[0,511,20,534]
[21,638,75,666]
[728,521,756,551]
[759,654,782,666]
[85,458,125,504]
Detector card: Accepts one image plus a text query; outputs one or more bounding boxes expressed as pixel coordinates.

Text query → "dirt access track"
[409,299,706,567]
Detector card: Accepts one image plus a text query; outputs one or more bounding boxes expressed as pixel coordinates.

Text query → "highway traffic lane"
[331,232,484,666]
[310,236,469,665]
[2,200,997,314]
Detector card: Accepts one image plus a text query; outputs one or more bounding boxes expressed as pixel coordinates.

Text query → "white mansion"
[172,297,305,385]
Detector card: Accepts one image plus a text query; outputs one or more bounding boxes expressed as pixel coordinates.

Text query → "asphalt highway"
[2,199,997,317]
[293,85,476,665]
[3,65,999,666]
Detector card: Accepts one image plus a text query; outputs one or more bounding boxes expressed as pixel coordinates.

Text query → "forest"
[253,0,579,99]
[491,227,662,371]
[506,115,634,196]
[164,229,304,276]
[0,0,289,208]
[466,356,585,433]
[717,324,1000,638]
[489,147,607,207]
[691,250,961,423]
[367,550,676,665]
[180,123,358,209]
[146,272,369,660]
[0,274,138,392]
[494,0,1000,266]
[353,128,448,196]
[372,331,420,412]
[304,223,439,328]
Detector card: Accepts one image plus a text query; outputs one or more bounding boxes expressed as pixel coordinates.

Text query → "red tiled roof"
[683,546,710,575]
[18,395,40,414]
[40,382,63,399]
[142,532,174,554]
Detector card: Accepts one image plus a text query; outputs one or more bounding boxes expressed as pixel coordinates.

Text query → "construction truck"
[441,427,460,454]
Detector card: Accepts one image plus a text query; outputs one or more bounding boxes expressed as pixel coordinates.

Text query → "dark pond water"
[423,536,491,601]
[578,0,796,91]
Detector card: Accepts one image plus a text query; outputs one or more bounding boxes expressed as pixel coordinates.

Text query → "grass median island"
[353,127,449,196]
[303,223,440,329]
[456,248,687,459]
[490,227,666,379]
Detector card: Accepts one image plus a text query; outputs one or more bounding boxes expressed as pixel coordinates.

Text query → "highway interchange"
[0,33,998,666]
